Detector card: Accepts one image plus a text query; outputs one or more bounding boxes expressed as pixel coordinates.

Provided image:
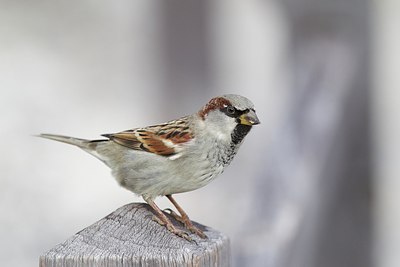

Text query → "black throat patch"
[231,124,252,145]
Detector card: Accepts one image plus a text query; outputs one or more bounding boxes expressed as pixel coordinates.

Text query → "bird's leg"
[166,194,207,239]
[144,196,191,241]
[163,208,186,224]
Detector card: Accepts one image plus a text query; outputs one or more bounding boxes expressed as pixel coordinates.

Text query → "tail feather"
[38,133,110,165]
[38,134,94,149]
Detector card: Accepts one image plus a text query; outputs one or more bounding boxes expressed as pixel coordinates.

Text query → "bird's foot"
[152,215,192,241]
[164,208,185,224]
[164,209,207,239]
[186,223,207,239]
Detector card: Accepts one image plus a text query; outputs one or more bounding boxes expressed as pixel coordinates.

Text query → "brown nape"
[198,97,232,119]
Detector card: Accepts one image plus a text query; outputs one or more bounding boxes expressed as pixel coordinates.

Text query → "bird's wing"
[102,116,193,158]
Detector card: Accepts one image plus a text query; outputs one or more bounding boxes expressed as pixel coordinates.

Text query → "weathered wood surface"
[40,203,230,267]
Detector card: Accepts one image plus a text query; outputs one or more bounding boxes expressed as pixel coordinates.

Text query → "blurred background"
[0,0,398,266]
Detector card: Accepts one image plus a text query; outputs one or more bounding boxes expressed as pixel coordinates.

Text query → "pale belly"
[110,149,225,198]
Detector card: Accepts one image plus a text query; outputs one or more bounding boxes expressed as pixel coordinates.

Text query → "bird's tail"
[38,133,111,165]
[38,133,94,148]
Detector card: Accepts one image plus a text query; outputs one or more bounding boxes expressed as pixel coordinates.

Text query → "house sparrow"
[39,94,260,240]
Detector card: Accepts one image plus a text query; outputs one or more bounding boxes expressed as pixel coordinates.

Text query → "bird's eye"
[227,106,236,115]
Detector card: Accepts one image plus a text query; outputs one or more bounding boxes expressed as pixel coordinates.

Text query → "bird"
[39,94,260,240]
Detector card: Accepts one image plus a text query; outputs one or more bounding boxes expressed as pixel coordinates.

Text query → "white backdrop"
[0,1,398,267]
[0,1,284,266]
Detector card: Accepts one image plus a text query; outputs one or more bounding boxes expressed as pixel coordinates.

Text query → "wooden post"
[39,203,230,267]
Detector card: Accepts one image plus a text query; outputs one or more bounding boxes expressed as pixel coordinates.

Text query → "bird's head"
[198,94,260,144]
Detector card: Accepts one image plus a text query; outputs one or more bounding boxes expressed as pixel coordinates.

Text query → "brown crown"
[198,97,232,119]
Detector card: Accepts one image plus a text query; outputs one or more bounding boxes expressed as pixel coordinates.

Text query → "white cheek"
[202,111,237,142]
[205,123,233,141]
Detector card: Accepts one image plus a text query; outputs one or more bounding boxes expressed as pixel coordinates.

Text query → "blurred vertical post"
[282,1,372,267]
[235,0,372,266]
[373,1,400,267]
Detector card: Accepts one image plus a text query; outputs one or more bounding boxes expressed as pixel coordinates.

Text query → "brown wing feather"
[102,116,193,157]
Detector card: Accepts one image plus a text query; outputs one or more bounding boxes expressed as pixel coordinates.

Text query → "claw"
[165,195,208,239]
[164,208,186,225]
[152,215,165,225]
[152,215,192,241]
[170,227,192,241]
[165,213,206,239]
[164,208,174,214]
[145,197,200,242]
[186,223,207,239]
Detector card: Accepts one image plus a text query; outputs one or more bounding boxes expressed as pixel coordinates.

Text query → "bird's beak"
[239,110,260,126]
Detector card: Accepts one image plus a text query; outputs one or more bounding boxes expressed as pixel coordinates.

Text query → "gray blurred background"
[0,0,399,266]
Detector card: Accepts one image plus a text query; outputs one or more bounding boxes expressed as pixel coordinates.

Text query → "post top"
[40,203,230,267]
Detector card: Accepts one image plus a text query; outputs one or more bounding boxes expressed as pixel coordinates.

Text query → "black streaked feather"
[231,124,252,145]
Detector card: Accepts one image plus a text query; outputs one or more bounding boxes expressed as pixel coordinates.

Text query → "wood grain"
[40,203,230,267]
